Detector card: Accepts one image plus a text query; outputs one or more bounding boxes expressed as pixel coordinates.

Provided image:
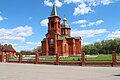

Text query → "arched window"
[50,39,54,46]
[64,44,66,52]
[58,22,60,28]
[51,21,54,28]
[66,29,68,34]
[62,30,64,34]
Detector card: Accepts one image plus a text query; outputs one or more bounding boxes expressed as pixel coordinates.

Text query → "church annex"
[41,4,82,56]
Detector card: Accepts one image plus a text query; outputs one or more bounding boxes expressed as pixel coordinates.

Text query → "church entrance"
[49,48,54,55]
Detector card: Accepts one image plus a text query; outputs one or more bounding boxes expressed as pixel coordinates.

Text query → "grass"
[8,56,18,59]
[7,54,120,62]
[117,56,120,61]
[39,54,120,62]
[39,57,81,62]
[86,55,120,62]
[86,55,112,62]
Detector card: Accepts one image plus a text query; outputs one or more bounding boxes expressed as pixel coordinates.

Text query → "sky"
[0,0,120,52]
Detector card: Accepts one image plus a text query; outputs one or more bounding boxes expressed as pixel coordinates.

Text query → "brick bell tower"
[45,4,61,56]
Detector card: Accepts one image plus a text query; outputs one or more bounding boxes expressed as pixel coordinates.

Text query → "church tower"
[48,4,61,35]
[61,18,71,36]
[44,4,61,56]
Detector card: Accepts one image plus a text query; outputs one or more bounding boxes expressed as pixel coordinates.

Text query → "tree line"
[21,38,120,55]
[0,44,12,47]
[82,38,120,54]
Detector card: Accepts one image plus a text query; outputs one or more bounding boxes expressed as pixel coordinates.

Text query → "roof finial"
[53,0,56,5]
[50,0,58,17]
[63,14,67,22]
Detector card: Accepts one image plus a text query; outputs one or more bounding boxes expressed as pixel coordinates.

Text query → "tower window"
[62,30,64,34]
[58,22,60,28]
[51,21,54,28]
[66,29,68,34]
[50,39,54,46]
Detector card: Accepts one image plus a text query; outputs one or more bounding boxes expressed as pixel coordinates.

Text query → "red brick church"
[41,4,82,56]
[0,45,16,56]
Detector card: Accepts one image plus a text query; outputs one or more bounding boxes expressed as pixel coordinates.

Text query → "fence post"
[19,53,22,63]
[6,53,9,62]
[0,52,4,62]
[35,53,39,64]
[81,52,86,66]
[112,51,117,66]
[2,52,4,62]
[56,53,60,65]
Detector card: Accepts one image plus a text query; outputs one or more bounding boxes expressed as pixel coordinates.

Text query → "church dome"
[61,18,70,28]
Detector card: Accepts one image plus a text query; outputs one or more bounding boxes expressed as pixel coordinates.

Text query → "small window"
[51,21,54,28]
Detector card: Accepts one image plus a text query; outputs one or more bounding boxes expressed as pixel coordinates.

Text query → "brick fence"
[1,51,120,67]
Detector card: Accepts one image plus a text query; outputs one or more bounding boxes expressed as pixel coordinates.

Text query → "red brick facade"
[41,5,82,56]
[0,45,16,56]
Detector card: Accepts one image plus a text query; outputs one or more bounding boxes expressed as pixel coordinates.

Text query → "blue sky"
[0,0,120,51]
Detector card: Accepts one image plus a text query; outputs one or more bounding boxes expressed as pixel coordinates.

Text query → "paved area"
[0,63,120,80]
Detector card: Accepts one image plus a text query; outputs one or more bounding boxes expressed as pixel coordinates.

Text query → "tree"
[33,46,42,52]
[20,50,31,55]
[82,38,120,54]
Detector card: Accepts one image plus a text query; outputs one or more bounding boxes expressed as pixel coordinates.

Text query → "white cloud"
[81,41,90,46]
[71,20,87,24]
[40,19,48,27]
[88,20,104,26]
[73,3,94,16]
[71,29,108,38]
[101,0,112,5]
[44,0,53,7]
[64,0,113,5]
[64,0,83,4]
[64,0,114,16]
[55,0,63,7]
[44,0,63,7]
[72,19,104,27]
[0,16,5,22]
[26,42,41,46]
[88,22,95,26]
[17,45,33,52]
[108,30,120,39]
[28,17,32,20]
[96,20,104,25]
[97,38,101,42]
[0,25,33,42]
[80,24,87,27]
[82,42,90,46]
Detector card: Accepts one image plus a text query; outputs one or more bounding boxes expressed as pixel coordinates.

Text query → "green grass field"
[39,54,120,62]
[86,55,112,62]
[85,55,120,62]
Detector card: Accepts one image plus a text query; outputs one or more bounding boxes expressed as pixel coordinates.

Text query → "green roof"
[50,4,58,17]
[59,36,81,40]
[61,18,70,28]
[59,36,72,40]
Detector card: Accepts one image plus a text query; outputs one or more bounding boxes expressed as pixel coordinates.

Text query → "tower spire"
[50,0,58,17]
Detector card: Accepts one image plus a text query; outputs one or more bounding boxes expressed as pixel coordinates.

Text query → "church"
[0,45,16,56]
[41,4,82,56]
